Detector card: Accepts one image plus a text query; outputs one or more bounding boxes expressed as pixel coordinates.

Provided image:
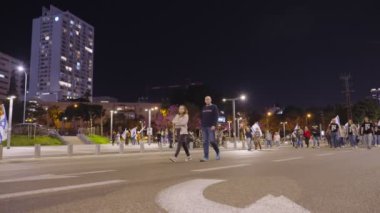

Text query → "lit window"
[70,20,74,25]
[75,30,79,36]
[59,81,72,88]
[85,46,93,53]
[65,66,72,71]
[61,56,67,61]
[45,36,50,41]
[55,16,59,22]
[0,74,4,78]
[88,78,92,82]
[76,62,81,70]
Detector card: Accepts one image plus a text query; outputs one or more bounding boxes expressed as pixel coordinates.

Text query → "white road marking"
[192,164,250,172]
[0,180,126,200]
[273,157,304,162]
[0,174,76,183]
[0,170,117,183]
[156,179,309,213]
[316,153,335,157]
[65,170,116,176]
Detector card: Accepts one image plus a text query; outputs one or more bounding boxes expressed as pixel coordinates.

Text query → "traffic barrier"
[67,144,73,156]
[140,142,145,152]
[95,144,101,155]
[119,143,124,153]
[34,144,41,158]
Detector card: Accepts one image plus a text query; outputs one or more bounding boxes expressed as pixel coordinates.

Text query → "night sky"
[1,1,380,108]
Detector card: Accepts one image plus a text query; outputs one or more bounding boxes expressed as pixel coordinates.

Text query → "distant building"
[370,88,380,104]
[0,52,26,101]
[29,5,94,102]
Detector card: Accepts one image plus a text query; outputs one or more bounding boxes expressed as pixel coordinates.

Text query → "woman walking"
[304,127,311,148]
[170,105,192,162]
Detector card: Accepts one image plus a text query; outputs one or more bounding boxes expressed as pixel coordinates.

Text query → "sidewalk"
[0,141,252,161]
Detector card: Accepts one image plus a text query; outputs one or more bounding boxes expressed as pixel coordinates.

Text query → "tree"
[47,105,63,128]
[352,99,380,123]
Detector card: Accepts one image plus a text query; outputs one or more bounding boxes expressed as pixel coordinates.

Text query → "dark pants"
[305,138,310,148]
[174,134,190,157]
[202,127,220,159]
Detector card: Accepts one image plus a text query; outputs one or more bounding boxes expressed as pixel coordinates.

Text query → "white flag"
[0,104,8,143]
[130,127,137,138]
[251,122,262,137]
[335,115,341,126]
[294,124,300,131]
[121,129,127,139]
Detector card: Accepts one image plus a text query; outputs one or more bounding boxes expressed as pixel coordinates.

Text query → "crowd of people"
[112,96,380,164]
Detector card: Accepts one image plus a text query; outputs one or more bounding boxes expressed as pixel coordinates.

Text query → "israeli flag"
[130,127,137,138]
[121,129,127,140]
[251,122,263,137]
[0,104,8,143]
[335,115,341,126]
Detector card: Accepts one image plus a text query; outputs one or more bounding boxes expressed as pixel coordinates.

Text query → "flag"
[294,124,300,132]
[130,127,137,138]
[121,129,127,139]
[251,122,262,137]
[0,104,8,143]
[335,115,341,126]
[138,125,145,134]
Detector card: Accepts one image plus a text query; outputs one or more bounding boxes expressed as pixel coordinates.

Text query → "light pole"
[17,65,27,123]
[222,95,246,143]
[280,121,288,139]
[227,120,232,138]
[7,95,16,149]
[109,110,116,141]
[306,113,311,126]
[145,106,158,144]
[237,117,242,140]
[266,112,272,130]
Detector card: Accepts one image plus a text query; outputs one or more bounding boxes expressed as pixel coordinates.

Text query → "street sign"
[147,127,153,136]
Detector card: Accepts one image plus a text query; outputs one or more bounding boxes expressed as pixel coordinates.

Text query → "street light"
[306,113,311,126]
[266,112,272,130]
[222,95,246,144]
[145,106,158,144]
[16,65,27,123]
[6,95,16,149]
[109,110,117,141]
[280,121,288,139]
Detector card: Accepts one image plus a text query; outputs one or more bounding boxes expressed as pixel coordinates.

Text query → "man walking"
[361,117,374,150]
[200,96,220,162]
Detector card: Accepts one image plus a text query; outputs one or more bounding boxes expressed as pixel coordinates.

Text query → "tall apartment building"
[0,52,26,101]
[29,5,94,102]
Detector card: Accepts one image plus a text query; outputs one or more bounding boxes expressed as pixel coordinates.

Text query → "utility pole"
[340,74,354,120]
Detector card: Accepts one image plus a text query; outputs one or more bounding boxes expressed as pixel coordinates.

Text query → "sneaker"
[200,158,208,162]
[185,156,192,162]
[170,157,177,162]
[216,154,221,160]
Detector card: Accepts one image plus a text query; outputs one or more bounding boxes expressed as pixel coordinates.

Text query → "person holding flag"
[251,122,262,150]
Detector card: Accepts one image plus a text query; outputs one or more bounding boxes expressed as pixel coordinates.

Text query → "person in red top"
[303,126,311,148]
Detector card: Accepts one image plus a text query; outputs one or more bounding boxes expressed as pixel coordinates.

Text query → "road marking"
[273,157,303,162]
[0,170,117,183]
[0,180,126,200]
[192,164,250,172]
[0,174,76,183]
[316,153,335,157]
[156,179,309,213]
[65,170,116,176]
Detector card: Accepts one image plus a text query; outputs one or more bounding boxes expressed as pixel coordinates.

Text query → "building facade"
[29,5,94,102]
[0,52,26,101]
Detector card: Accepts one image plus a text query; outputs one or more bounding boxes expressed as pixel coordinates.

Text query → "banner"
[0,104,8,143]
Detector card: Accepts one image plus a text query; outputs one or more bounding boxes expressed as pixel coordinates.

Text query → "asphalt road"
[1,145,380,213]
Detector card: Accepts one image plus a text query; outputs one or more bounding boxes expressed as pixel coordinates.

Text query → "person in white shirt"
[170,105,192,162]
